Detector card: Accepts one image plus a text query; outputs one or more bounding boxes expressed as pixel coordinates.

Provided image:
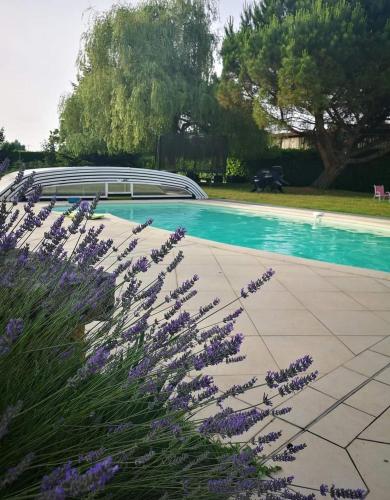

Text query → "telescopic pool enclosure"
[0,166,208,200]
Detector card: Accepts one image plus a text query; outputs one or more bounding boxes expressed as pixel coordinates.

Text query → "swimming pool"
[58,202,390,272]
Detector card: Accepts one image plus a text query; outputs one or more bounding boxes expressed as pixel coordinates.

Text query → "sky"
[0,0,247,150]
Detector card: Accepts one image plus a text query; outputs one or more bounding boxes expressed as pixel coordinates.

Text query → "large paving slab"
[29,205,390,497]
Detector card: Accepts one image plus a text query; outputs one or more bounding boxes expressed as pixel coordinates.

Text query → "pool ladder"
[313,211,324,227]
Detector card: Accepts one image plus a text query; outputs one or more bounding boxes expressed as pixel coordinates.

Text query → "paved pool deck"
[33,205,390,498]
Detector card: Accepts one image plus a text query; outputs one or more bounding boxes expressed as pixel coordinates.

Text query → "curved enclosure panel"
[0,166,208,200]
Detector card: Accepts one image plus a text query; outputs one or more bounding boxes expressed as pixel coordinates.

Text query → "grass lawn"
[203,184,390,218]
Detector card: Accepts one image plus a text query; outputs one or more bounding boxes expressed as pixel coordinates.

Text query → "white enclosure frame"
[0,166,208,201]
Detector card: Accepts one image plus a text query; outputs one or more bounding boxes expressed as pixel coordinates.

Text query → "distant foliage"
[0,127,26,161]
[226,157,248,179]
[60,0,218,155]
[220,0,390,188]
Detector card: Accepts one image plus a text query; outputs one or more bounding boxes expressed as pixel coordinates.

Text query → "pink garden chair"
[373,185,390,201]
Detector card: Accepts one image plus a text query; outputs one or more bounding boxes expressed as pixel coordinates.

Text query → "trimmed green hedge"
[244,149,390,192]
[246,150,323,186]
[3,148,389,193]
[1,151,140,170]
[0,151,46,164]
[335,154,390,192]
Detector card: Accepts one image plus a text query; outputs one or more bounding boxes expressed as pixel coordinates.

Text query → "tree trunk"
[312,165,344,189]
[312,121,349,189]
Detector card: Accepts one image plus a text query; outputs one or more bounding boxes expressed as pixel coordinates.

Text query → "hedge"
[1,151,140,170]
[0,151,46,164]
[244,149,390,192]
[2,148,389,193]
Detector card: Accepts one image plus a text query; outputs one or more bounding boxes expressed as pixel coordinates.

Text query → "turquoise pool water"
[57,202,390,272]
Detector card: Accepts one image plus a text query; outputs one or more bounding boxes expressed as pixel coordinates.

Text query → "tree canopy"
[215,79,268,162]
[220,0,390,187]
[0,127,26,158]
[60,0,218,155]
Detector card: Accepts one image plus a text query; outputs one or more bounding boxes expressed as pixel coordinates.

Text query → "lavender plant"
[0,163,367,499]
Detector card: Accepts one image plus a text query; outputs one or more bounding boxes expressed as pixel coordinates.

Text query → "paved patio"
[31,209,390,498]
[100,212,390,498]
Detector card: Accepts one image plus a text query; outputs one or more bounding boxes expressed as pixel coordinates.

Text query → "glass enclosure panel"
[41,184,105,196]
[132,184,190,196]
[107,183,131,193]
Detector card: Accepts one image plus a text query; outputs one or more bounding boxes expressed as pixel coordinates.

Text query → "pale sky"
[0,0,247,150]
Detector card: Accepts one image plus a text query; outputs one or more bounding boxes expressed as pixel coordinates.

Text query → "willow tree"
[59,0,217,155]
[221,0,390,188]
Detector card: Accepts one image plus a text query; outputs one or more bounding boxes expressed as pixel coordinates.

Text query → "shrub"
[0,162,367,499]
[226,157,249,183]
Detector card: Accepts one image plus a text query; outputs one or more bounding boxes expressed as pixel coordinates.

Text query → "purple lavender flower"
[217,377,257,406]
[150,227,186,263]
[208,476,295,495]
[136,274,165,308]
[132,218,153,234]
[37,200,55,222]
[166,250,184,272]
[134,450,155,466]
[14,169,25,186]
[150,418,182,437]
[273,442,306,462]
[159,311,192,338]
[320,484,367,499]
[5,318,23,342]
[38,215,67,257]
[41,457,119,498]
[108,422,134,434]
[78,448,105,464]
[0,318,24,355]
[58,271,80,288]
[287,443,307,454]
[75,236,113,268]
[240,269,275,298]
[223,307,244,323]
[320,484,329,496]
[226,354,246,363]
[168,392,193,411]
[0,452,35,489]
[131,256,150,274]
[278,372,319,396]
[122,315,150,342]
[193,334,244,371]
[112,259,132,277]
[265,355,314,388]
[194,297,220,319]
[128,357,152,381]
[272,406,292,416]
[86,347,110,373]
[177,375,214,395]
[257,476,294,493]
[208,478,232,494]
[282,491,316,500]
[67,347,110,387]
[199,322,234,343]
[256,430,282,444]
[164,300,183,320]
[167,275,199,301]
[25,184,42,205]
[199,407,270,438]
[116,238,138,262]
[196,385,218,402]
[0,401,23,440]
[0,158,10,176]
[79,200,90,212]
